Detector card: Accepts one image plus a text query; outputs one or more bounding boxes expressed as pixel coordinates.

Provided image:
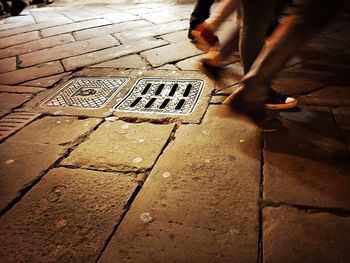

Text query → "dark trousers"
[189,0,216,29]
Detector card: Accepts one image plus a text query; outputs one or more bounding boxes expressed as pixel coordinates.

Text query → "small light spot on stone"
[54,111,62,115]
[105,116,119,122]
[162,172,171,178]
[121,123,129,129]
[239,139,245,143]
[138,139,144,143]
[56,121,61,124]
[5,159,15,165]
[205,159,210,163]
[56,219,67,229]
[65,119,70,122]
[133,157,143,163]
[171,71,177,74]
[140,212,153,223]
[138,71,143,75]
[202,130,210,135]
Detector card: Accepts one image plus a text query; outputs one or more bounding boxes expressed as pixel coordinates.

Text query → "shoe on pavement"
[223,86,282,132]
[10,0,27,16]
[190,22,220,52]
[265,89,297,110]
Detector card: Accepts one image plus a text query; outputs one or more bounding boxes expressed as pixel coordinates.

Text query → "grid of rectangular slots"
[113,78,205,115]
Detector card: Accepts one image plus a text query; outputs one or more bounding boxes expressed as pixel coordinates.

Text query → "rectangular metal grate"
[113,78,205,115]
[0,112,41,141]
[41,77,129,109]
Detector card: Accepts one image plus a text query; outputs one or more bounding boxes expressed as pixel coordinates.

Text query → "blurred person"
[188,0,216,40]
[196,0,297,112]
[221,0,347,129]
[0,0,28,16]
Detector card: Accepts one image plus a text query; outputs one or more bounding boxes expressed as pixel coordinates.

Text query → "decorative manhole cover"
[42,77,129,109]
[113,78,205,115]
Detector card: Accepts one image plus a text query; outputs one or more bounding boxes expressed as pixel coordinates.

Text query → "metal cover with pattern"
[42,77,129,109]
[113,78,205,115]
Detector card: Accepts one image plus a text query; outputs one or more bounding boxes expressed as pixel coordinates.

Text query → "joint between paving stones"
[0,145,72,218]
[262,200,350,218]
[329,106,350,153]
[93,184,143,263]
[257,133,265,263]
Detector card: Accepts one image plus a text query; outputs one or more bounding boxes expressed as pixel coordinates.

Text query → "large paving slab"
[0,34,76,59]
[62,37,168,71]
[73,20,152,41]
[115,20,189,43]
[298,84,350,106]
[0,18,73,38]
[19,35,119,68]
[140,40,202,67]
[0,141,67,213]
[7,116,102,146]
[0,167,139,263]
[0,93,32,117]
[22,72,71,88]
[41,18,112,37]
[61,120,175,172]
[99,106,261,263]
[102,12,140,23]
[0,61,64,85]
[0,85,45,94]
[0,31,40,49]
[92,54,148,69]
[264,107,350,210]
[0,57,16,73]
[263,207,350,263]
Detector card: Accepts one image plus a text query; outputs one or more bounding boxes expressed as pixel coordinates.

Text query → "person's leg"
[189,0,216,30]
[224,0,347,120]
[239,0,277,73]
[206,0,239,32]
[11,0,27,16]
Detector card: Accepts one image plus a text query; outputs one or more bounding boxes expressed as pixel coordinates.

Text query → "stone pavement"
[0,1,349,262]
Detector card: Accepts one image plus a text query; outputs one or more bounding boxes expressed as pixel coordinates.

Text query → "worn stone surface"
[0,34,76,59]
[0,93,32,117]
[102,12,140,23]
[298,85,350,106]
[99,106,261,263]
[8,116,102,146]
[0,61,64,85]
[141,40,202,67]
[0,167,139,263]
[139,11,182,24]
[0,141,67,213]
[264,107,350,210]
[22,72,71,88]
[62,38,168,71]
[115,20,189,43]
[0,57,16,74]
[91,54,148,69]
[61,120,174,171]
[0,31,40,49]
[41,18,111,37]
[263,207,350,263]
[19,35,119,68]
[0,18,73,39]
[0,85,46,94]
[73,20,152,41]
[160,30,189,43]
[273,69,336,95]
